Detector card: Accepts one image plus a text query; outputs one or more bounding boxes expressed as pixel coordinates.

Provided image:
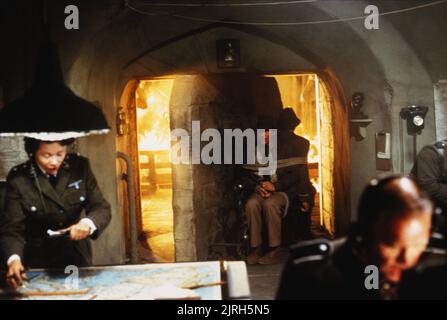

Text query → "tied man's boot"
[258,247,281,265]
[247,247,263,265]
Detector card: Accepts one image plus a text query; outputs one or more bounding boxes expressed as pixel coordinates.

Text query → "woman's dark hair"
[24,137,75,157]
[353,175,432,243]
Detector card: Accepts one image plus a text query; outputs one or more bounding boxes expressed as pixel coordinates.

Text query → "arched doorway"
[117,71,349,262]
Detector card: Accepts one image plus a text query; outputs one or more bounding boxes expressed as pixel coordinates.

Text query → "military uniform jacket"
[411,141,447,210]
[276,238,405,300]
[399,261,447,299]
[0,154,111,268]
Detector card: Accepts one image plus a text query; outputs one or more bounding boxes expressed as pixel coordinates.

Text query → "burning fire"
[136,80,174,151]
[138,127,170,151]
[300,134,320,164]
[135,78,321,161]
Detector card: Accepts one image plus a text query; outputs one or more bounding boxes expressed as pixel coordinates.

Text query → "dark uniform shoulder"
[7,161,31,180]
[417,142,444,158]
[296,134,310,144]
[60,153,90,176]
[289,238,343,266]
[65,152,87,162]
[435,141,447,149]
[276,238,348,299]
[295,135,310,148]
[278,131,310,156]
[64,153,89,168]
[419,141,447,159]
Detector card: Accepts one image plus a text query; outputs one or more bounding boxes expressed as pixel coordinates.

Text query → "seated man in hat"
[243,108,314,265]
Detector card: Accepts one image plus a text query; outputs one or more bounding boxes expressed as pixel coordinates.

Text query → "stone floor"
[246,199,330,300]
[140,188,330,299]
[247,250,289,299]
[140,188,175,262]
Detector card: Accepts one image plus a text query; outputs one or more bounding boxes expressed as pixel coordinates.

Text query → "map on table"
[0,261,222,300]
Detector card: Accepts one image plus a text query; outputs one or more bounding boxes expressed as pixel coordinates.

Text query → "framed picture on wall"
[216,39,240,68]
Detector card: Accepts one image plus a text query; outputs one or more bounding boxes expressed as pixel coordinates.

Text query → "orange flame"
[300,134,320,164]
[136,80,174,151]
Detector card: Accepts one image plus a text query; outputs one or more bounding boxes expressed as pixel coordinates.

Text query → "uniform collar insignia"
[68,179,83,189]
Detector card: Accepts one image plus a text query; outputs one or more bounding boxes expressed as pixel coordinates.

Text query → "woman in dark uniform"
[1,137,111,287]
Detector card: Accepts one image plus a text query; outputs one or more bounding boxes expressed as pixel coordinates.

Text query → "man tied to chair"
[244,108,315,265]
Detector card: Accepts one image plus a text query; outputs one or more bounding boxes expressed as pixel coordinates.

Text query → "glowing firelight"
[302,135,320,164]
[137,126,170,151]
[136,80,174,151]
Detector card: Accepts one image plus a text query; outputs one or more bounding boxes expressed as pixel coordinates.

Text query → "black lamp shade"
[0,41,110,140]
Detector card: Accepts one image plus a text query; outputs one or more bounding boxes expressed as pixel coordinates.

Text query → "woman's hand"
[6,260,27,288]
[68,221,91,240]
[59,221,91,241]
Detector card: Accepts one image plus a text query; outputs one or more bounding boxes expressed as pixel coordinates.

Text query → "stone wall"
[170,74,277,261]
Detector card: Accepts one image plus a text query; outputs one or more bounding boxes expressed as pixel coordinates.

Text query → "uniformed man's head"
[24,137,74,176]
[357,176,432,283]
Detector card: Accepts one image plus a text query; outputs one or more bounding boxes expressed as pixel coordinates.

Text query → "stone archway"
[117,72,350,262]
[114,24,351,261]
